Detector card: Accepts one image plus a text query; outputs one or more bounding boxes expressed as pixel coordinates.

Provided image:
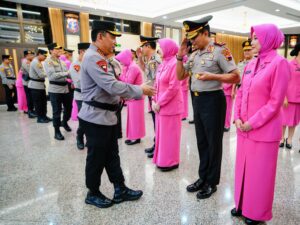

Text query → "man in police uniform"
[21,50,36,118]
[0,55,17,111]
[44,43,72,140]
[78,20,155,208]
[69,42,90,150]
[29,49,51,123]
[237,39,254,82]
[136,35,161,157]
[176,16,240,199]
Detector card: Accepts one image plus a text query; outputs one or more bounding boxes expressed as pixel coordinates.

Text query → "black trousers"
[193,90,226,186]
[79,118,125,193]
[24,86,34,112]
[31,89,47,119]
[75,100,84,138]
[49,92,72,128]
[3,84,17,109]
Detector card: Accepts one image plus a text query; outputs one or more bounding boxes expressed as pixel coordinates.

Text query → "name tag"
[245,70,251,75]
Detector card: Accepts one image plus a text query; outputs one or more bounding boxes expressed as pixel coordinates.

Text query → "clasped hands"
[235,119,252,132]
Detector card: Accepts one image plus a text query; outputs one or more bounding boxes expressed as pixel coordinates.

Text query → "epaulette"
[214,41,226,47]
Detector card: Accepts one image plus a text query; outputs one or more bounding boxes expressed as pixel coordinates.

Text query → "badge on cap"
[96,60,108,72]
[74,64,80,72]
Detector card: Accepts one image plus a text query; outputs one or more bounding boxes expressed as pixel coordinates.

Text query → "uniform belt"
[75,88,81,93]
[49,81,68,86]
[84,101,119,112]
[29,77,45,82]
[193,90,223,96]
[6,77,16,80]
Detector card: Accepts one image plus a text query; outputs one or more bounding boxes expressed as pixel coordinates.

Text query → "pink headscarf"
[158,38,179,62]
[251,24,284,57]
[115,49,133,76]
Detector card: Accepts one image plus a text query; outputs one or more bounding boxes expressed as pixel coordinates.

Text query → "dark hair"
[199,25,211,37]
[91,29,107,42]
[145,42,156,50]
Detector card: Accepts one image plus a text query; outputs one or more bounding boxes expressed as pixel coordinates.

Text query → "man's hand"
[8,84,13,89]
[178,38,190,57]
[136,48,142,58]
[141,83,156,97]
[196,72,215,81]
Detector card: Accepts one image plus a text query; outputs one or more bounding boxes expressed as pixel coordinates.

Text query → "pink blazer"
[155,57,183,116]
[181,77,189,91]
[286,59,300,103]
[223,83,233,96]
[234,50,290,142]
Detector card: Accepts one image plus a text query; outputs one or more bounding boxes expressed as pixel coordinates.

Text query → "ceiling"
[9,0,300,35]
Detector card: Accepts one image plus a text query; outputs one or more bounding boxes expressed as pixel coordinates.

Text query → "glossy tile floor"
[0,101,299,225]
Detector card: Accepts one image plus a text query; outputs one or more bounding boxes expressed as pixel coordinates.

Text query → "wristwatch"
[176,54,184,61]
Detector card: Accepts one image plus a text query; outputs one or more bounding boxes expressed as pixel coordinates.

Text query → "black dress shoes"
[54,129,64,141]
[85,191,113,208]
[126,139,141,145]
[125,139,131,144]
[245,218,262,225]
[196,184,217,199]
[76,136,84,150]
[188,120,194,124]
[37,118,49,123]
[147,152,154,158]
[62,122,72,132]
[45,116,53,122]
[145,146,155,154]
[224,127,230,132]
[113,186,143,204]
[231,208,242,217]
[157,164,179,172]
[186,179,205,192]
[28,111,37,118]
[285,139,292,149]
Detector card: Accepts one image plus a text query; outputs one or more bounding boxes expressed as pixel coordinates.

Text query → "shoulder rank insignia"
[96,60,108,72]
[222,48,233,61]
[74,64,80,72]
[214,41,225,47]
[207,45,215,53]
[0,67,4,72]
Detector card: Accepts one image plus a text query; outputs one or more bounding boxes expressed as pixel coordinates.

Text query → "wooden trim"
[12,49,19,77]
[16,3,25,44]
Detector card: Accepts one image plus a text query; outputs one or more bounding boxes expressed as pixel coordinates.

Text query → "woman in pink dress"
[223,83,236,131]
[115,49,145,145]
[232,24,290,224]
[281,42,300,149]
[152,38,183,172]
[181,76,189,120]
[16,70,28,113]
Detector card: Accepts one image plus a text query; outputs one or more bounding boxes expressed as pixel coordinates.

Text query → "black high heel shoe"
[285,138,292,149]
[279,139,284,148]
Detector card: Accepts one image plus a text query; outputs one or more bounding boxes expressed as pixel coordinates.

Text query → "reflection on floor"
[0,102,299,225]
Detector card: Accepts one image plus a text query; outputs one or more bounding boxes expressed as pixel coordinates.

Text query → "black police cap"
[183,15,213,39]
[64,48,74,54]
[37,49,48,57]
[47,43,63,51]
[2,54,12,60]
[242,39,252,51]
[290,42,300,57]
[92,20,121,37]
[139,35,159,47]
[78,42,90,50]
[24,50,35,56]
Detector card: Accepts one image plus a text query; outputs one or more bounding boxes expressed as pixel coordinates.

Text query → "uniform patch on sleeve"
[222,48,233,61]
[96,60,108,72]
[74,64,80,72]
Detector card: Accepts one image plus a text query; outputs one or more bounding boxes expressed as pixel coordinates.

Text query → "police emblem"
[96,60,108,72]
[74,64,80,72]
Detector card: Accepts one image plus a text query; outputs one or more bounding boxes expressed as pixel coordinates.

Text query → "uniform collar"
[197,40,214,55]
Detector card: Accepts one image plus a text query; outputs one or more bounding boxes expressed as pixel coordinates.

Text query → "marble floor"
[0,102,299,225]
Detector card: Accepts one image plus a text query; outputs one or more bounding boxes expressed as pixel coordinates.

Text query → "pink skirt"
[71,100,78,121]
[16,86,28,112]
[235,134,279,221]
[282,103,300,126]
[126,99,145,140]
[153,114,181,167]
[181,90,189,119]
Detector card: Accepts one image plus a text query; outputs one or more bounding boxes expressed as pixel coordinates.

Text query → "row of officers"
[1,15,300,225]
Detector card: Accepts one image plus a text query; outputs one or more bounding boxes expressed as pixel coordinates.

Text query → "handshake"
[140,81,156,97]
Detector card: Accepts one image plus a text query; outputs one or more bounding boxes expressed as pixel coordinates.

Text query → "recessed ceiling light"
[106,12,110,15]
[163,16,167,19]
[275,9,280,12]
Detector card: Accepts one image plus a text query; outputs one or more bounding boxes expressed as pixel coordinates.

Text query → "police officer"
[44,43,72,140]
[176,15,240,199]
[136,35,161,158]
[28,49,51,123]
[0,55,17,111]
[237,39,254,82]
[78,20,155,208]
[21,50,36,118]
[69,42,90,150]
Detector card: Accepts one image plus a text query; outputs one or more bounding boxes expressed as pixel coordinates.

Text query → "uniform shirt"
[185,41,237,92]
[144,53,161,86]
[28,57,47,90]
[0,63,16,85]
[20,59,30,86]
[78,44,143,126]
[237,59,252,81]
[44,56,69,93]
[69,59,82,101]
